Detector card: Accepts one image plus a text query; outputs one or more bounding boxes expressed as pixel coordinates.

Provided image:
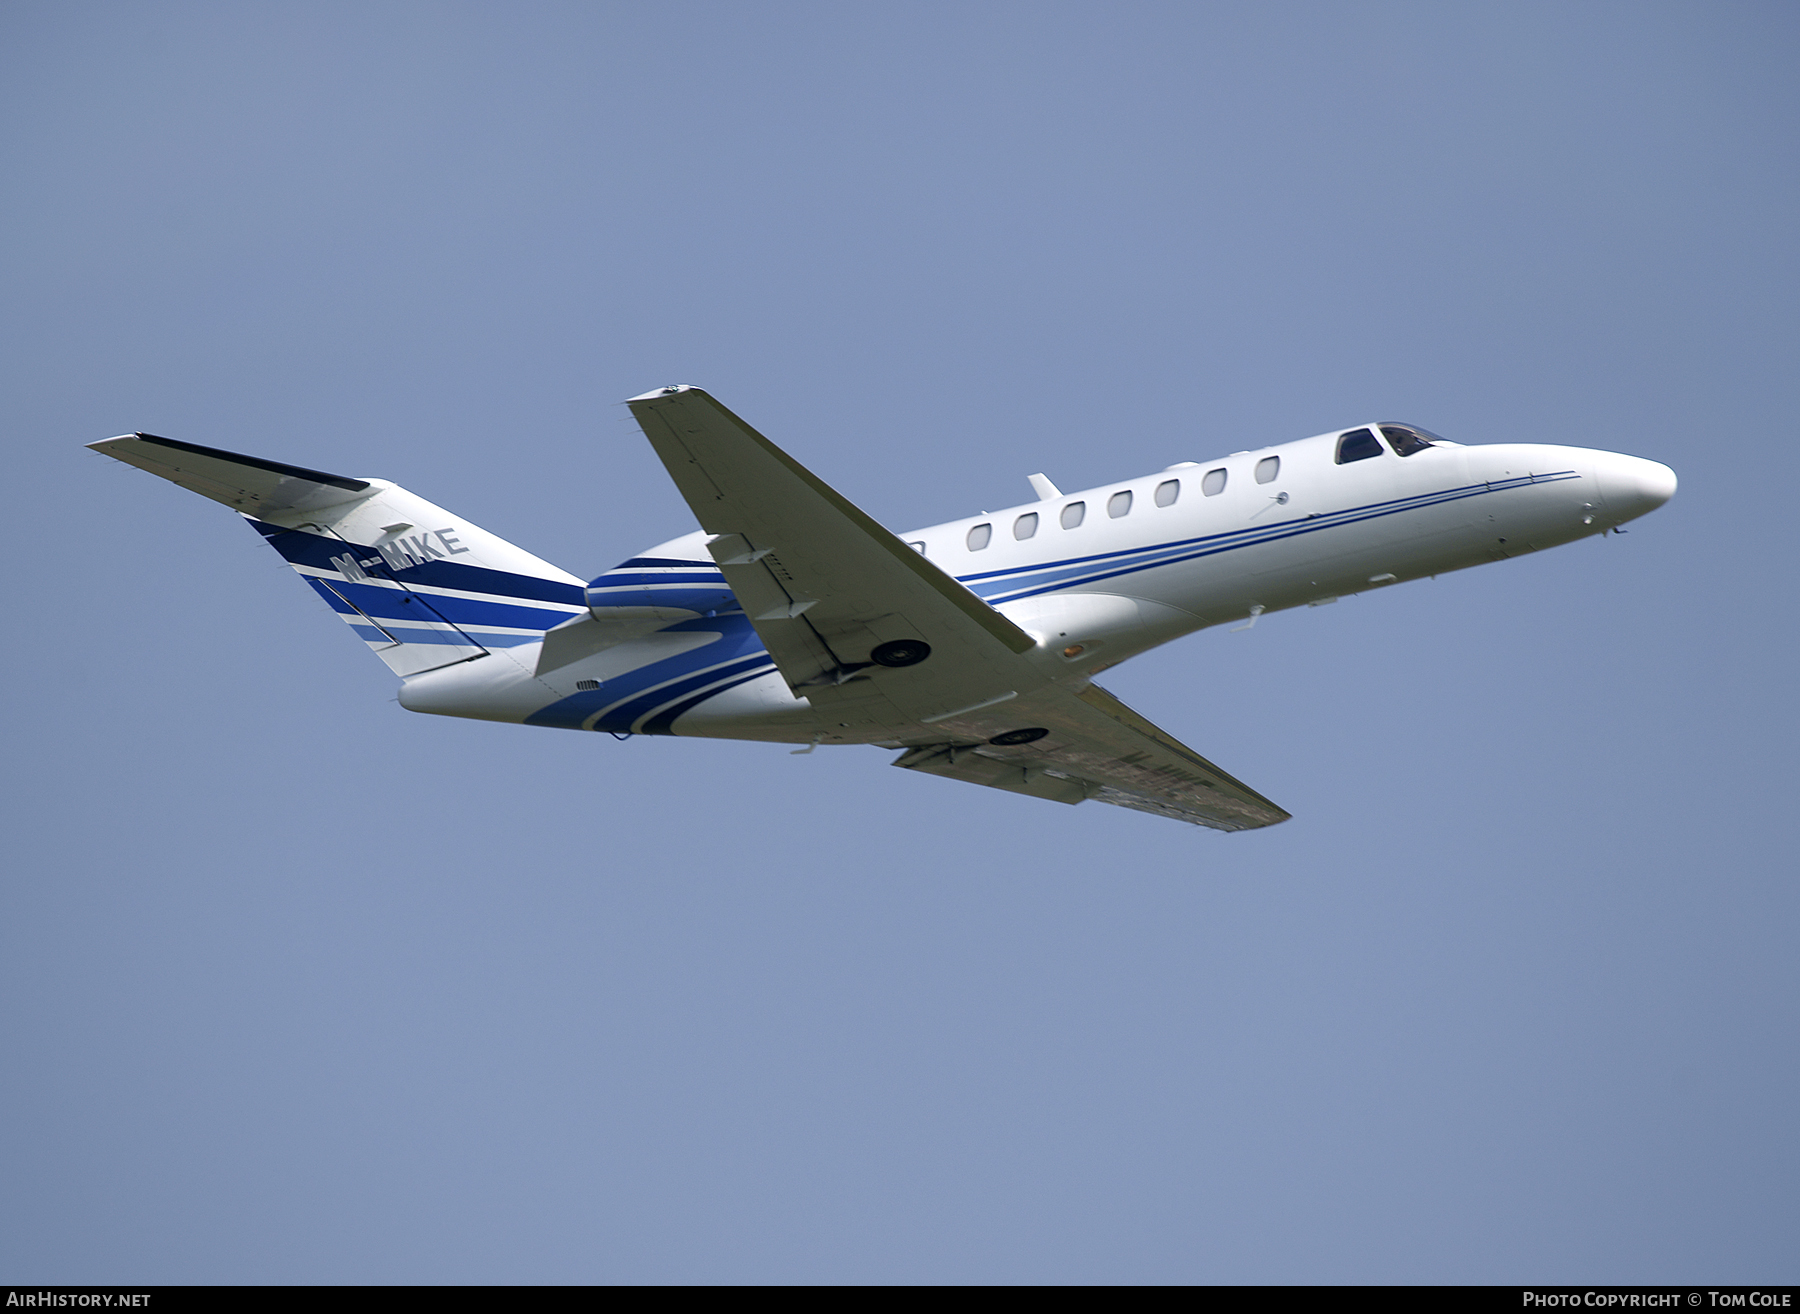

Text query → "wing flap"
[892,744,1090,806]
[894,682,1290,832]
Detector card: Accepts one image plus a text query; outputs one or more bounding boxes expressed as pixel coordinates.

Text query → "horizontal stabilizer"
[88,433,376,515]
[534,609,680,675]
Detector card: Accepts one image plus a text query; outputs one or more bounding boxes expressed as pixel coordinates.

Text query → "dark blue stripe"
[304,574,498,649]
[590,571,728,586]
[638,668,775,735]
[249,519,585,606]
[315,577,574,630]
[522,614,774,731]
[305,576,360,615]
[591,655,779,734]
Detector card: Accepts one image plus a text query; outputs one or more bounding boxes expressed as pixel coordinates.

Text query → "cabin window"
[1379,423,1441,456]
[1108,490,1133,518]
[1155,479,1180,507]
[1335,429,1383,464]
[1201,468,1227,496]
[1013,512,1038,540]
[1255,456,1281,484]
[1061,501,1086,529]
[966,523,992,551]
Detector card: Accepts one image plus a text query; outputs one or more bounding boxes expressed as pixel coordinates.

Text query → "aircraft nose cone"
[1601,454,1677,522]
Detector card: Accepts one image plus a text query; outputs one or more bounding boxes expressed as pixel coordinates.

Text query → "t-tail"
[89,433,588,676]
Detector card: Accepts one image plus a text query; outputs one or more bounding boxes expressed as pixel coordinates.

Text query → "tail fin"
[90,433,587,677]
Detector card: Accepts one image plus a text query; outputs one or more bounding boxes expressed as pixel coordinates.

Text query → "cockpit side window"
[1336,428,1384,464]
[1378,423,1442,457]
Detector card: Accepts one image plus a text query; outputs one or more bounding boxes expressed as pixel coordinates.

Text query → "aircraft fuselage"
[398,425,1675,746]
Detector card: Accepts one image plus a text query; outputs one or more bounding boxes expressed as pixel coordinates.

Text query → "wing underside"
[893,683,1289,831]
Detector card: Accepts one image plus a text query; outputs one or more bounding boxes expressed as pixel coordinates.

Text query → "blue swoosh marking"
[251,518,585,606]
[637,668,774,735]
[311,577,577,630]
[523,614,775,731]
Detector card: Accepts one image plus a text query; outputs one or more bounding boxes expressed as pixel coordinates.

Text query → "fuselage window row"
[962,425,1444,556]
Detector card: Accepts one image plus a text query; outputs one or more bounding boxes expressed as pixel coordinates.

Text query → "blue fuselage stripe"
[958,473,1577,602]
[250,518,585,606]
[522,614,776,732]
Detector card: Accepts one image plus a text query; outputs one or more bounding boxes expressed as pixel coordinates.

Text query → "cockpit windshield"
[1378,423,1445,457]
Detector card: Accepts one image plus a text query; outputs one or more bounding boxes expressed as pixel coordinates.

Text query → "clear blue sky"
[3,0,1795,1284]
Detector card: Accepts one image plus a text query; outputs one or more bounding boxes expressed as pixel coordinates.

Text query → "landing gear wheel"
[870,639,932,668]
[988,727,1049,746]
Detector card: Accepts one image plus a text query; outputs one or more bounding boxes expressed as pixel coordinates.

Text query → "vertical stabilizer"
[90,433,587,677]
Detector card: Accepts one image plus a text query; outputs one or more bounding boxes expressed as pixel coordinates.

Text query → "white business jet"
[90,386,1675,831]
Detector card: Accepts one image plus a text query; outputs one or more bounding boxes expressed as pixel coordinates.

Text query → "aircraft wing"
[626,385,1288,829]
[893,682,1291,832]
[626,385,1047,726]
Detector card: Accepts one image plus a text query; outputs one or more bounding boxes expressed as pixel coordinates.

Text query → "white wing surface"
[626,385,1046,728]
